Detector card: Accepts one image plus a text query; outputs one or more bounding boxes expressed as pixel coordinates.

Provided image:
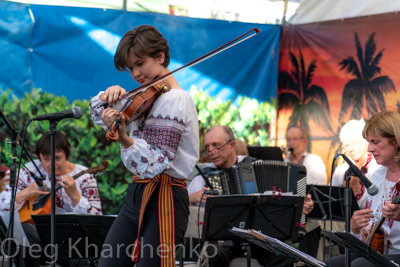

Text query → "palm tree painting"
[338,32,395,122]
[278,50,333,151]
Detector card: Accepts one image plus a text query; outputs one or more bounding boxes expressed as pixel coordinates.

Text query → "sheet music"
[231,227,326,267]
[0,211,30,247]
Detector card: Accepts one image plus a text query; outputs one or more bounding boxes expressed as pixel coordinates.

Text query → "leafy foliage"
[191,86,276,151]
[0,87,276,213]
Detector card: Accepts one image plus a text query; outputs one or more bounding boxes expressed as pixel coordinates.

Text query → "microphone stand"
[7,126,18,266]
[49,120,59,267]
[344,169,352,267]
[195,165,214,190]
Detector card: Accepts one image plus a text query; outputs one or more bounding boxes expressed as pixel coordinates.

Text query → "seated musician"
[187,125,314,267]
[285,125,327,185]
[0,131,102,267]
[326,111,400,266]
[332,119,381,209]
[284,125,327,258]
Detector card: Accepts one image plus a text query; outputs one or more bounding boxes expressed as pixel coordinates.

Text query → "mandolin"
[18,160,109,224]
[366,194,400,253]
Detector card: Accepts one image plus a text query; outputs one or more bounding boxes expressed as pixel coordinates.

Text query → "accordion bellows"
[206,159,307,197]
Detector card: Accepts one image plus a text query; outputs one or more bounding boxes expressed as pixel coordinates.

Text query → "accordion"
[206,159,307,197]
[204,159,308,240]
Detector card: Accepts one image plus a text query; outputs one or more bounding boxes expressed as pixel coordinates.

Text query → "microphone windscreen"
[72,106,84,119]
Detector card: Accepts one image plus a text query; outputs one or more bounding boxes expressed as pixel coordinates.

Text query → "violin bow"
[101,27,261,134]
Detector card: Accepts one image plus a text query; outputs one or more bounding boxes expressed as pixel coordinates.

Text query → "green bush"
[0,87,276,213]
[191,85,276,150]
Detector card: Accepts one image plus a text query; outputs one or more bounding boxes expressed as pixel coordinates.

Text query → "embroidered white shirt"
[89,88,199,179]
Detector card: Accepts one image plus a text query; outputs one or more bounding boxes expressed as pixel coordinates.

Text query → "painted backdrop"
[277,11,400,177]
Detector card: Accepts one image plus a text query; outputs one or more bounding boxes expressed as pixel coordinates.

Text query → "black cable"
[5,119,32,253]
[0,129,9,267]
[328,154,340,266]
[0,128,9,168]
[197,191,208,259]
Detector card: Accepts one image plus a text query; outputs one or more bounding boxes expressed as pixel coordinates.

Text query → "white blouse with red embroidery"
[353,166,400,255]
[89,88,199,180]
[0,160,102,215]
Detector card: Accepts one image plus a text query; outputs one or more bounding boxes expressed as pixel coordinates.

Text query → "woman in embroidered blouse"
[0,131,102,267]
[0,131,102,214]
[326,110,400,266]
[89,25,199,267]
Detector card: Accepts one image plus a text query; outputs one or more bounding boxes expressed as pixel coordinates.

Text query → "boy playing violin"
[89,25,199,267]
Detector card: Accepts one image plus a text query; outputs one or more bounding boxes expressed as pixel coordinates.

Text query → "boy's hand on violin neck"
[100,85,126,107]
[101,107,119,129]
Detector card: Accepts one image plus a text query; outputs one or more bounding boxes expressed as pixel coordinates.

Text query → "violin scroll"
[106,119,120,143]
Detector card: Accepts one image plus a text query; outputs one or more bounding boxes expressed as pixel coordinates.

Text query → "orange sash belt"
[131,173,186,267]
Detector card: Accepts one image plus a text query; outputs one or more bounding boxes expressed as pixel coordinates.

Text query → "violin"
[105,81,169,142]
[101,27,260,143]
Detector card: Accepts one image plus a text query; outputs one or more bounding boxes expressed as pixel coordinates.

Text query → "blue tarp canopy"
[0,1,280,103]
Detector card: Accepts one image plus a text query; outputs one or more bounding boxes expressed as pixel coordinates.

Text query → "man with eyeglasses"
[186,125,306,267]
[331,119,380,209]
[187,126,239,205]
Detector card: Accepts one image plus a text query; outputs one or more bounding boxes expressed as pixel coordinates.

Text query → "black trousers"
[325,252,400,266]
[98,182,189,267]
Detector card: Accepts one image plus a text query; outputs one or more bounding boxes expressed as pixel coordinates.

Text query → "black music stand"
[201,194,304,243]
[306,185,359,221]
[230,228,326,267]
[247,146,284,161]
[307,185,360,261]
[322,231,397,267]
[32,214,115,266]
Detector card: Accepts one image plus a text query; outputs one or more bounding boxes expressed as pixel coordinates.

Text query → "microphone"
[28,171,47,191]
[340,154,379,196]
[33,107,83,121]
[205,189,221,195]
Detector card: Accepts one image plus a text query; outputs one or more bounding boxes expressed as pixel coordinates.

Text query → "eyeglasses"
[201,140,233,157]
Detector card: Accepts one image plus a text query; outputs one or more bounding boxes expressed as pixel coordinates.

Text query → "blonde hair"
[362,111,400,147]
